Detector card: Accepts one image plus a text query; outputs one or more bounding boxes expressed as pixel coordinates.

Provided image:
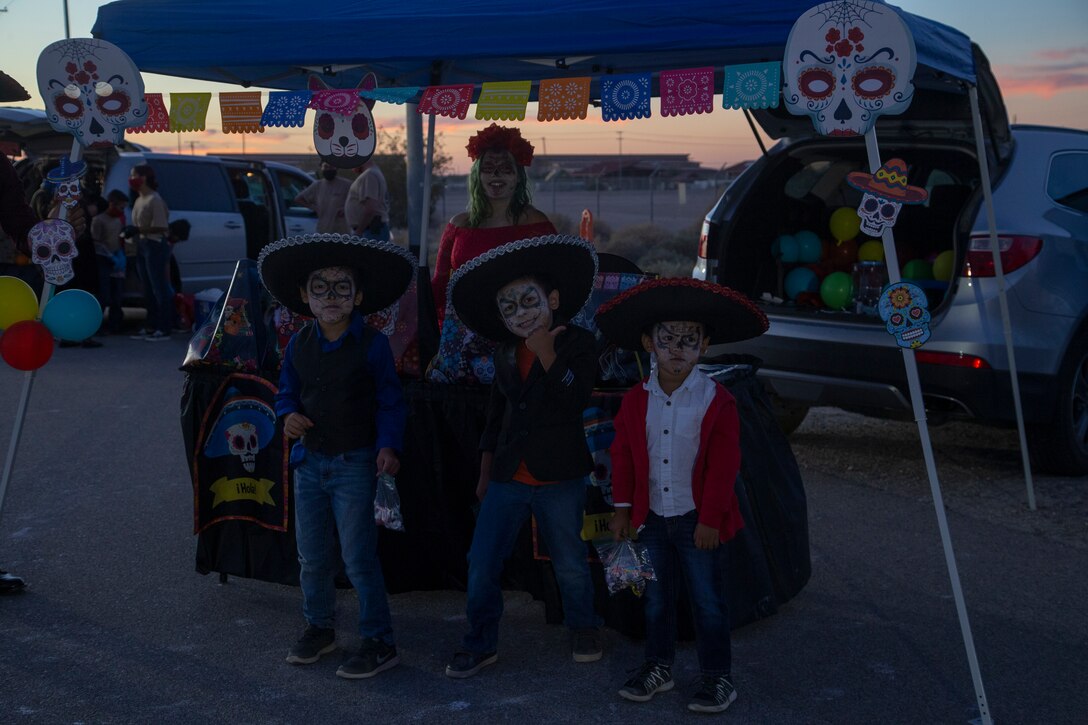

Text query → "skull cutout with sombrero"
[204,388,278,474]
[846,158,928,236]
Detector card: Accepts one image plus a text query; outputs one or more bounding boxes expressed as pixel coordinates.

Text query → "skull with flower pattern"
[878,282,930,348]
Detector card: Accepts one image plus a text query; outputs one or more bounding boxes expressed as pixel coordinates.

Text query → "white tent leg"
[865,129,992,725]
[419,113,436,267]
[405,105,424,249]
[968,86,1036,510]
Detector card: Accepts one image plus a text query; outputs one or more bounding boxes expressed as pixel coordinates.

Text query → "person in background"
[295,162,350,234]
[91,190,129,335]
[345,159,391,242]
[128,164,172,341]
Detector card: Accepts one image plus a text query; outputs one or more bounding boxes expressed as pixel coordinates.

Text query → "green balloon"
[820,271,854,310]
[902,259,934,280]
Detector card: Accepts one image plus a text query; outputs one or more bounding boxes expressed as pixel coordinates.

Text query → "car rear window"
[154,160,234,213]
[1047,152,1088,213]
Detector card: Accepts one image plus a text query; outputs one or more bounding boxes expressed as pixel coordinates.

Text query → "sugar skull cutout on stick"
[879,282,930,349]
[28,219,78,286]
[783,0,916,137]
[36,38,147,148]
[846,158,928,236]
[45,158,87,211]
[309,73,378,169]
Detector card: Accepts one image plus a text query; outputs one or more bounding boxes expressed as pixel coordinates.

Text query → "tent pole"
[419,113,436,267]
[865,129,992,725]
[405,105,423,250]
[968,86,1036,510]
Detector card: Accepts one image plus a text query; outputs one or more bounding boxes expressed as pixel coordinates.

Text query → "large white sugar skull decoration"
[309,73,378,169]
[203,389,277,474]
[783,0,916,137]
[846,158,928,236]
[37,38,147,148]
[29,219,79,285]
[879,282,931,349]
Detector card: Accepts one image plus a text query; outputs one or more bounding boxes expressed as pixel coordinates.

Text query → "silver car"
[695,121,1088,475]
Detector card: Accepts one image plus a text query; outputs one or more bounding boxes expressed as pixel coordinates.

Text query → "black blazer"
[480,324,596,482]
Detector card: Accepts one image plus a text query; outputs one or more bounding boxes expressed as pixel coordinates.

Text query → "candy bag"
[594,538,656,596]
[374,472,404,531]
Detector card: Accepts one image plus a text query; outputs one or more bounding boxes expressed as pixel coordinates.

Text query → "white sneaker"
[144,331,170,342]
[129,328,150,340]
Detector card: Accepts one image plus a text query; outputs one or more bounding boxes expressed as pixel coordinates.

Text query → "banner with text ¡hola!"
[193,373,289,534]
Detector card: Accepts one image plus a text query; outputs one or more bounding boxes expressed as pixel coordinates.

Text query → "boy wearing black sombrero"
[258,233,413,680]
[443,234,604,677]
[597,278,768,714]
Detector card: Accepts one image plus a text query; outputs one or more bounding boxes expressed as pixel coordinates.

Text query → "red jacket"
[610,379,744,543]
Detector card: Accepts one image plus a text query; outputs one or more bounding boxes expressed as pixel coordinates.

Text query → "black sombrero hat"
[595,277,768,350]
[257,233,414,317]
[449,234,598,343]
[0,71,30,103]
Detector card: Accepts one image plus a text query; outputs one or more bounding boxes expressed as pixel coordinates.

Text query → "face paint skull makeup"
[649,321,705,378]
[303,267,358,324]
[497,279,553,338]
[479,150,519,201]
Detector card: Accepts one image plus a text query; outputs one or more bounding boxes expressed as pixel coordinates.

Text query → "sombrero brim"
[595,278,768,350]
[846,171,928,203]
[449,234,598,343]
[0,71,30,103]
[257,233,414,317]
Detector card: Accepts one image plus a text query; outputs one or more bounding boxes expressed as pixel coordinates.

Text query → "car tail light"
[963,235,1042,277]
[915,350,992,369]
[697,220,711,260]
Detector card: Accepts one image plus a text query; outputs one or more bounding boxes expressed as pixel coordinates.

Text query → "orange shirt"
[511,342,554,485]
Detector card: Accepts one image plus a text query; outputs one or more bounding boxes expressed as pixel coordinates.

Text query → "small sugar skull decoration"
[36,38,147,148]
[846,158,928,236]
[783,0,916,137]
[45,158,87,210]
[309,73,378,169]
[878,282,930,349]
[203,388,277,474]
[29,219,79,286]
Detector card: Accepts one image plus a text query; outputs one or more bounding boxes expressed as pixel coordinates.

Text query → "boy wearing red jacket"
[597,278,768,714]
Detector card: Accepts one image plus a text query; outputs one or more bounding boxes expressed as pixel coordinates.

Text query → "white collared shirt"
[643,367,717,517]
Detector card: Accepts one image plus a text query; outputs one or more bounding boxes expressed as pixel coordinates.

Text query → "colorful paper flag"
[360,86,420,105]
[659,67,714,117]
[169,92,212,132]
[261,91,310,128]
[475,81,531,121]
[129,92,170,133]
[723,62,780,109]
[538,77,591,121]
[600,73,651,122]
[220,92,264,133]
[308,89,360,116]
[417,84,474,119]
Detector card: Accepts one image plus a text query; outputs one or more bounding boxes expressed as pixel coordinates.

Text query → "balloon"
[932,250,955,281]
[820,271,854,310]
[857,240,885,263]
[829,238,858,271]
[829,207,861,242]
[0,320,54,370]
[0,276,39,330]
[795,230,822,263]
[902,259,934,280]
[785,267,819,300]
[41,289,103,342]
[777,235,799,263]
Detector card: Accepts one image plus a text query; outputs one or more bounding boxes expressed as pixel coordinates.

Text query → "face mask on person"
[322,169,338,180]
[128,177,143,191]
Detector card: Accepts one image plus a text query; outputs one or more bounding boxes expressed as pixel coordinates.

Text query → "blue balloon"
[41,290,103,342]
[784,267,819,300]
[778,235,800,263]
[772,233,795,260]
[795,230,822,263]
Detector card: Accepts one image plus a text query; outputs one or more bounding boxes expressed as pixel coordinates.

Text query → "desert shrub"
[636,248,694,279]
[549,212,575,235]
[601,223,675,263]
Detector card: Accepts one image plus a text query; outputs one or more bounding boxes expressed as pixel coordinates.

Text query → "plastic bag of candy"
[374,473,404,531]
[594,538,656,596]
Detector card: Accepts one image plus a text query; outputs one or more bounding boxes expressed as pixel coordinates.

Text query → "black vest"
[292,322,377,455]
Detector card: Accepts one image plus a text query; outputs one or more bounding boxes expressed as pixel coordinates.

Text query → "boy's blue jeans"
[292,447,393,645]
[462,478,599,655]
[640,509,731,676]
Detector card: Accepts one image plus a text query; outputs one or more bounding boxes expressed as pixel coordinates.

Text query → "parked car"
[265,160,319,238]
[694,56,1088,474]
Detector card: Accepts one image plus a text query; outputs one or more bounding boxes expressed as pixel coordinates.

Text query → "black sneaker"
[688,674,737,713]
[336,638,400,679]
[285,625,336,664]
[619,661,674,702]
[0,569,26,595]
[572,628,603,662]
[444,650,498,678]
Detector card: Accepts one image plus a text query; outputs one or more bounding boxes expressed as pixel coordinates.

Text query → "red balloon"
[830,238,858,271]
[0,320,54,371]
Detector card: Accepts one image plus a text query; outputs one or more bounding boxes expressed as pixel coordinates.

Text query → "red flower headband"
[466,123,534,167]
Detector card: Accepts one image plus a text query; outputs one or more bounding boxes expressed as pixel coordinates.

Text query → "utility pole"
[63,0,70,38]
[541,137,547,156]
[617,131,623,190]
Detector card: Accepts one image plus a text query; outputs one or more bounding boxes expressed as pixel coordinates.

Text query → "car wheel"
[1027,332,1088,475]
[766,386,810,436]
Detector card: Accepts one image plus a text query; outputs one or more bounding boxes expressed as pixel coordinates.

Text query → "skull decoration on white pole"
[784,3,992,723]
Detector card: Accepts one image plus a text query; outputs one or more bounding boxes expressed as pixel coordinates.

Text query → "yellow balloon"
[857,240,885,263]
[933,250,955,281]
[829,207,861,243]
[0,276,39,330]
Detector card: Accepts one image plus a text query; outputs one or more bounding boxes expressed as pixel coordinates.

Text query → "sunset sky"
[2,0,1085,174]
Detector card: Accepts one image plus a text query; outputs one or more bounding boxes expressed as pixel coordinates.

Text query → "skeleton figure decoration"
[783,0,916,137]
[878,282,931,349]
[28,219,78,286]
[46,159,87,210]
[309,73,378,169]
[846,157,928,236]
[497,279,557,339]
[645,321,706,377]
[203,389,278,474]
[36,38,147,148]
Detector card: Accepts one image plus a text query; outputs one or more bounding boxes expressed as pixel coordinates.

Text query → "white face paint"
[479,150,519,202]
[648,321,705,378]
[497,279,553,338]
[302,267,359,325]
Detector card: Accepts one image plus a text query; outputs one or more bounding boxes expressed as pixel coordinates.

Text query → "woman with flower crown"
[427,124,556,384]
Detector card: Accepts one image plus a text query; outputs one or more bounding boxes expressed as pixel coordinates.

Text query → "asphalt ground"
[1,333,1085,724]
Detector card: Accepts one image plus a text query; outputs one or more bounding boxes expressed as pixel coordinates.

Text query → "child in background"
[596,278,768,714]
[259,233,414,680]
[90,189,129,334]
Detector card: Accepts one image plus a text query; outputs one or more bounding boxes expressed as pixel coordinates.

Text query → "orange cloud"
[994,47,1088,99]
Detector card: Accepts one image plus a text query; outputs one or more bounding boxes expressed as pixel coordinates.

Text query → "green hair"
[466,153,533,228]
